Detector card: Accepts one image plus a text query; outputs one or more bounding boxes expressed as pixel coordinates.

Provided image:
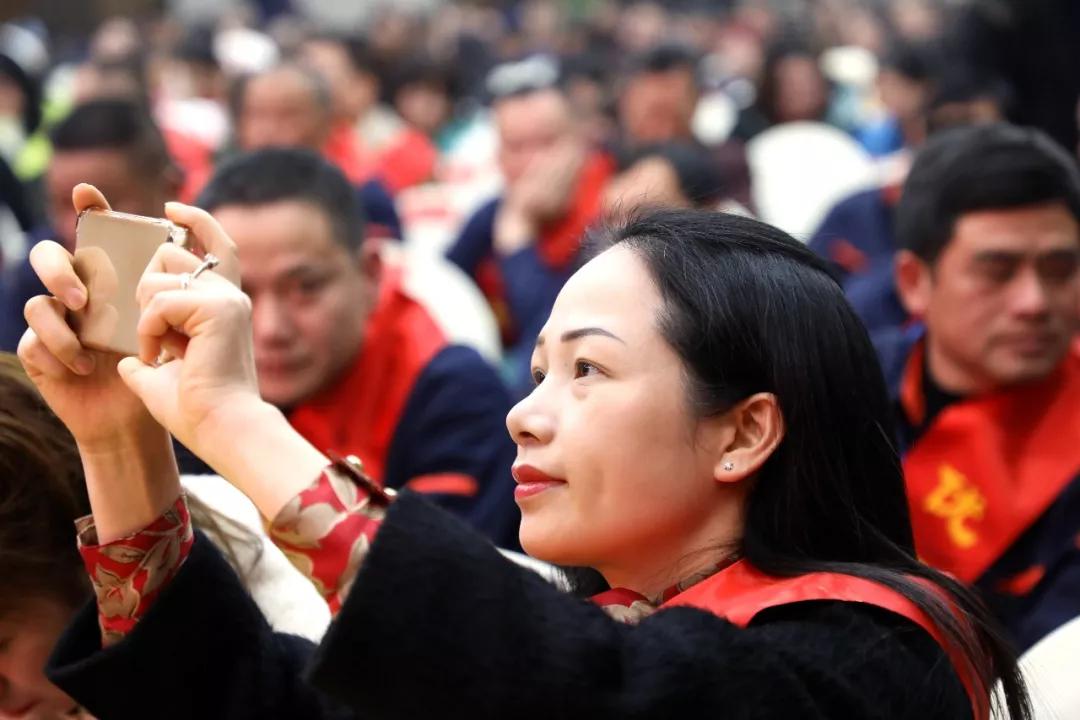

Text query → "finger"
[136,270,196,309]
[72,183,111,213]
[28,241,88,311]
[136,288,227,364]
[117,355,158,407]
[143,240,202,276]
[22,296,95,375]
[163,202,240,285]
[17,328,74,380]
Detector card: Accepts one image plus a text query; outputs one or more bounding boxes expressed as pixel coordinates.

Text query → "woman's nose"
[505,388,555,446]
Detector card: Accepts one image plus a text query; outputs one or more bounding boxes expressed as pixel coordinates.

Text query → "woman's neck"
[599,544,738,601]
[596,501,745,600]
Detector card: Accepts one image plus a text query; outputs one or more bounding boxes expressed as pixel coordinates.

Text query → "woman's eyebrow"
[560,327,625,344]
[535,327,626,348]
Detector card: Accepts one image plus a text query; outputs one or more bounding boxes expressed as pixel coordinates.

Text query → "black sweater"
[47,493,972,719]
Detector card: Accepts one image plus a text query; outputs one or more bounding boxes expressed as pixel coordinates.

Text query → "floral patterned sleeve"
[268,460,392,614]
[76,495,194,646]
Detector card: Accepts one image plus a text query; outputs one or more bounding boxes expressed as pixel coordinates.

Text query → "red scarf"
[902,343,1080,587]
[594,559,986,719]
[323,122,379,186]
[476,151,615,341]
[287,268,447,487]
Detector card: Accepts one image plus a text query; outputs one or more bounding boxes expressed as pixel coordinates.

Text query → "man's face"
[46,149,170,250]
[237,70,329,151]
[213,201,376,408]
[300,40,377,124]
[618,68,698,145]
[900,202,1080,393]
[494,89,574,187]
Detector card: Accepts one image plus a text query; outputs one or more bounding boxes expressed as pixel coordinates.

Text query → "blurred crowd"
[0,0,1079,715]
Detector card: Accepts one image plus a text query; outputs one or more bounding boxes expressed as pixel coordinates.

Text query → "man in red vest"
[180,147,519,549]
[446,63,614,397]
[874,123,1080,650]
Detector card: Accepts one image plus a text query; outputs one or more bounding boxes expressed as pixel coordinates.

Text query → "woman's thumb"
[117,356,154,399]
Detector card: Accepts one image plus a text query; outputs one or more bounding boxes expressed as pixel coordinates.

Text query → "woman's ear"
[708,393,784,483]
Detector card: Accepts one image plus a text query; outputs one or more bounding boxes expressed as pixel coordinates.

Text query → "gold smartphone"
[69,209,195,356]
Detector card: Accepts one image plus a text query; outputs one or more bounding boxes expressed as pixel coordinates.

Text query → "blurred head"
[493,86,576,187]
[390,57,455,137]
[300,35,380,125]
[47,98,179,250]
[618,44,700,146]
[759,41,829,126]
[895,124,1080,394]
[0,354,88,719]
[877,41,939,128]
[234,64,332,151]
[508,210,913,592]
[603,142,724,221]
[197,148,377,409]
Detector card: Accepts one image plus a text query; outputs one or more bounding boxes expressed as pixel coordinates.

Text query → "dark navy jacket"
[808,187,897,284]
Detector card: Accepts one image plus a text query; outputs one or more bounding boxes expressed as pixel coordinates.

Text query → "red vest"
[287,268,475,496]
[902,344,1080,587]
[663,560,986,719]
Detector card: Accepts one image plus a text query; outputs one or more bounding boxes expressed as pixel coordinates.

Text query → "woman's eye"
[531,367,546,385]
[574,360,601,378]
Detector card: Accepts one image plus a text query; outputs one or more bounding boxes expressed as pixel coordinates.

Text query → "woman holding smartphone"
[17,185,1028,719]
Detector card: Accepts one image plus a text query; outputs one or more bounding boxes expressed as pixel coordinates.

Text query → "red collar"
[904,346,1080,583]
[535,151,615,270]
[664,560,987,719]
[287,267,446,481]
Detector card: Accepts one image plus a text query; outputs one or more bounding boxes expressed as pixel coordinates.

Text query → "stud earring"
[722,462,735,472]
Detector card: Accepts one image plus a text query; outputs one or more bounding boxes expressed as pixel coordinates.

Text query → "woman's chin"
[519,518,589,568]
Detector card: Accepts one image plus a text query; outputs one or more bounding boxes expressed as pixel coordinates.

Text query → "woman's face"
[507,245,740,590]
[0,598,83,719]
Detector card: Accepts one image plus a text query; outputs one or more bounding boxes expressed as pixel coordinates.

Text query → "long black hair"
[576,208,1029,720]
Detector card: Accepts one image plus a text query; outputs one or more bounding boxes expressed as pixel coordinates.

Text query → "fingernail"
[73,353,95,375]
[66,288,86,309]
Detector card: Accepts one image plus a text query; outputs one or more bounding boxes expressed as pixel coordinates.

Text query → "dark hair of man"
[879,39,941,83]
[196,147,365,252]
[926,68,1014,132]
[389,54,457,103]
[628,43,701,88]
[574,208,1031,720]
[896,123,1080,264]
[49,97,174,181]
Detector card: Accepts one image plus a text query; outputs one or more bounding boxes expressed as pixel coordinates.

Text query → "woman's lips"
[512,464,567,501]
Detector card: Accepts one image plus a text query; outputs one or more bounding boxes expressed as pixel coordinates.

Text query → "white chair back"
[747,121,878,241]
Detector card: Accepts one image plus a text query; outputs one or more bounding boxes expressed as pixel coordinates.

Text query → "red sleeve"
[268,465,388,614]
[76,495,194,646]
